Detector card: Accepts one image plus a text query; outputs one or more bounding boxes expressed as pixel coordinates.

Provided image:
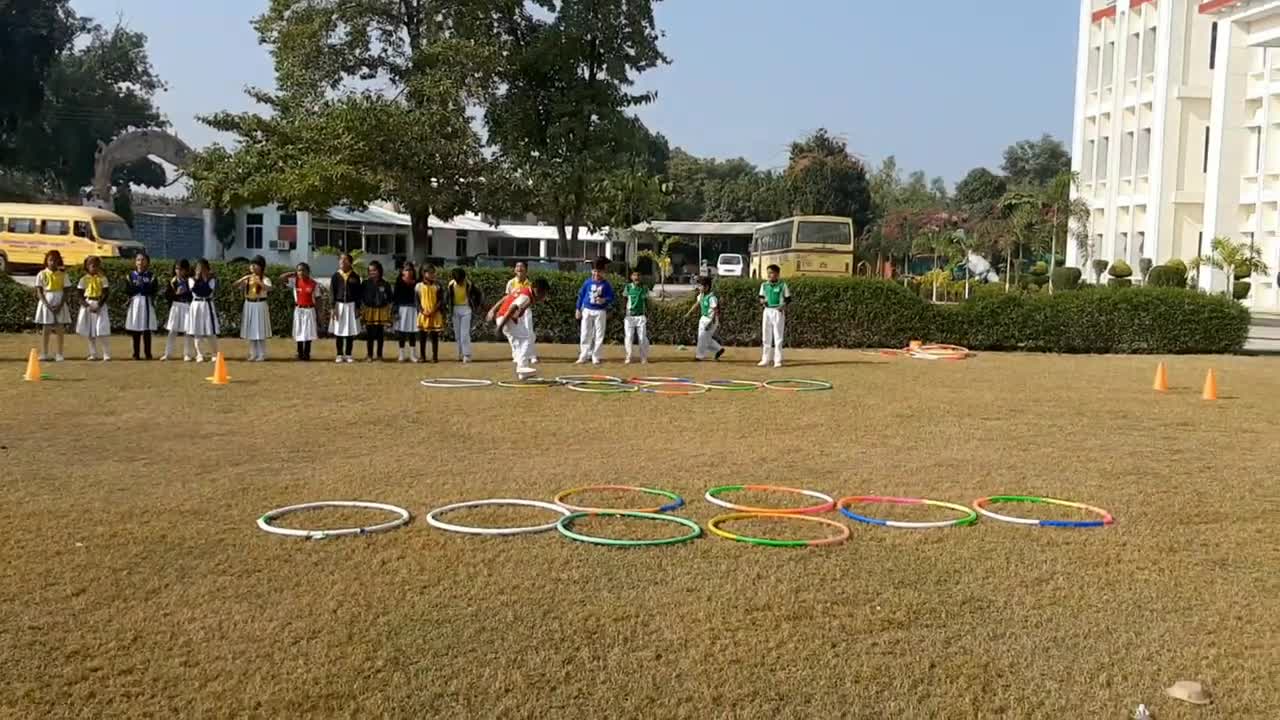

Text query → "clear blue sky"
[75,0,1079,184]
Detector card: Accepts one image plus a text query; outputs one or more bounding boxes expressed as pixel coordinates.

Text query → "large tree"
[663,149,782,222]
[954,167,1007,216]
[193,0,531,247]
[1001,134,1071,189]
[2,19,167,201]
[783,128,873,231]
[0,0,79,161]
[485,0,669,243]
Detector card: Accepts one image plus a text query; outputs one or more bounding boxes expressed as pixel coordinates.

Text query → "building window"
[1210,22,1218,70]
[1088,46,1101,91]
[1142,27,1156,76]
[1204,126,1211,173]
[280,213,297,227]
[1121,132,1135,179]
[1102,41,1116,88]
[1250,127,1262,174]
[1119,232,1129,261]
[42,220,69,235]
[1084,140,1096,181]
[1098,136,1110,177]
[394,233,407,256]
[456,230,469,258]
[1126,32,1140,81]
[1137,232,1146,259]
[366,233,395,255]
[246,213,264,250]
[1137,129,1151,176]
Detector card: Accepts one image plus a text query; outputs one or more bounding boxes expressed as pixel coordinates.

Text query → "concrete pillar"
[202,208,217,259]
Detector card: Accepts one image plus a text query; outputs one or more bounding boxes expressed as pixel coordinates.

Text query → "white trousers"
[578,308,607,362]
[453,306,472,359]
[624,315,649,361]
[523,309,538,360]
[696,316,721,359]
[504,320,533,368]
[761,307,785,364]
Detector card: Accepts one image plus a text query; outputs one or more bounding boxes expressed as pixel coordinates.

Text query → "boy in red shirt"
[489,277,549,379]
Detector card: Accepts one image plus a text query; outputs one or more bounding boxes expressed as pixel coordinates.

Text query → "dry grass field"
[2,333,1278,719]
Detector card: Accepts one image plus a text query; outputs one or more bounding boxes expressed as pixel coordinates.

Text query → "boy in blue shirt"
[575,257,616,365]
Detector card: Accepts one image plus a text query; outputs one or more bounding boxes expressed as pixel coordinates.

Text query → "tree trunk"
[1049,208,1059,294]
[410,211,431,259]
[1005,254,1012,292]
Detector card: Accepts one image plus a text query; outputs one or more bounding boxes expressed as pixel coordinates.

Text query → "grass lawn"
[1,333,1277,718]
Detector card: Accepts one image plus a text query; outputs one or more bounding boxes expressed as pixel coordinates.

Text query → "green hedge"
[0,262,1252,354]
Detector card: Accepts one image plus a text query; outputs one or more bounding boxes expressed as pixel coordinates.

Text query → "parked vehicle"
[0,203,144,273]
[716,253,745,277]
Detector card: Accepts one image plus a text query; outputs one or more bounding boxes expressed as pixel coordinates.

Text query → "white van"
[716,253,745,278]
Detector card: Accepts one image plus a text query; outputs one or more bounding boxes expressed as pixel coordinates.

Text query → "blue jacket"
[576,278,615,311]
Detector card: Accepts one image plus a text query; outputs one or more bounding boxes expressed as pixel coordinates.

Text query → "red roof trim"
[1130,0,1156,8]
[1093,6,1118,22]
[1199,0,1243,14]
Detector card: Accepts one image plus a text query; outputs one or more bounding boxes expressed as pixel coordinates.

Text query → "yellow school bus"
[0,203,145,272]
[749,215,855,279]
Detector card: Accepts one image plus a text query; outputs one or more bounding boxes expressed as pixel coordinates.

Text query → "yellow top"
[79,274,106,299]
[245,275,272,299]
[37,269,67,292]
[418,282,442,315]
[506,277,531,294]
[450,280,468,306]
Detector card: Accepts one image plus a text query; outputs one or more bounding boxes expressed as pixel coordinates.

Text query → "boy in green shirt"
[690,275,725,361]
[758,263,792,367]
[623,270,650,364]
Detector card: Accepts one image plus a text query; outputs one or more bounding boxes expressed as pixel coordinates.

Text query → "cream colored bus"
[749,215,855,279]
[0,203,144,272]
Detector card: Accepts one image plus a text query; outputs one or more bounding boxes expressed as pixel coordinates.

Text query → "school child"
[490,277,550,378]
[622,269,649,364]
[75,255,111,361]
[280,263,319,361]
[161,259,194,361]
[690,275,724,361]
[446,267,483,363]
[187,259,220,362]
[33,250,70,362]
[506,261,538,364]
[234,255,273,362]
[329,253,363,363]
[416,265,446,363]
[124,253,159,360]
[575,257,615,365]
[758,264,792,368]
[392,263,419,362]
[361,260,394,362]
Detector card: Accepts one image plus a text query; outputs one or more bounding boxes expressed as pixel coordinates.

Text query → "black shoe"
[715,348,725,361]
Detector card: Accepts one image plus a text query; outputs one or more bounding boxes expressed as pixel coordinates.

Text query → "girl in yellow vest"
[416,265,446,363]
[75,255,112,361]
[34,250,71,361]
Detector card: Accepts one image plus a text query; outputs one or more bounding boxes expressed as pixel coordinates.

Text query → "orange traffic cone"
[206,352,230,385]
[1201,368,1218,401]
[23,349,43,382]
[1153,362,1169,392]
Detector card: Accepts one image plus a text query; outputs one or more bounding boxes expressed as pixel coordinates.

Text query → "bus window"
[797,221,852,247]
[8,218,36,234]
[95,220,132,241]
[42,220,69,235]
[74,221,93,239]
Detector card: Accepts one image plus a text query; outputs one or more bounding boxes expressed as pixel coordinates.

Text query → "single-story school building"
[209,204,616,275]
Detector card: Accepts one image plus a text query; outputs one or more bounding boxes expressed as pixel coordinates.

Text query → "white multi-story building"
[1071,0,1280,310]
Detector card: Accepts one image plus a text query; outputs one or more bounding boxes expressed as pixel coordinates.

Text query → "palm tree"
[1200,236,1270,297]
[998,191,1043,290]
[1044,171,1090,293]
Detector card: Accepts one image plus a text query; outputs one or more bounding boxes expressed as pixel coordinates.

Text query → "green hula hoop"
[762,378,833,392]
[556,511,702,547]
[497,378,561,388]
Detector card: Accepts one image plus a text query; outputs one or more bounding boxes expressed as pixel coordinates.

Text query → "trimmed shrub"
[1233,281,1252,300]
[1051,266,1082,290]
[1146,265,1187,288]
[1139,258,1154,280]
[1110,260,1133,279]
[0,265,1251,354]
[1107,278,1133,288]
[1233,265,1252,281]
[1091,259,1110,280]
[1166,258,1188,274]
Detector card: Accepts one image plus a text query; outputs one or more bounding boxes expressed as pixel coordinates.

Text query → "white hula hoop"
[420,378,494,388]
[426,498,570,536]
[555,374,623,384]
[703,487,836,512]
[257,500,412,540]
[566,381,639,394]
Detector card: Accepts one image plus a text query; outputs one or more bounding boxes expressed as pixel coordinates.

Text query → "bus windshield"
[95,221,134,241]
[796,221,852,248]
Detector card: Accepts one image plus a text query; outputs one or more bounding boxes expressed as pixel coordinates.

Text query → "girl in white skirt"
[392,263,419,362]
[75,255,111,361]
[187,259,219,362]
[33,250,70,361]
[234,255,273,362]
[329,253,363,363]
[280,262,319,361]
[161,260,194,361]
[124,252,160,360]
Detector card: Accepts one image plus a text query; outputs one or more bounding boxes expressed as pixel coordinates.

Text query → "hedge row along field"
[0,260,1251,354]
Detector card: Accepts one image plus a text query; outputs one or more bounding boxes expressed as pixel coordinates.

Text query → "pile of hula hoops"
[257,490,1115,546]
[419,375,834,394]
[872,343,975,361]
